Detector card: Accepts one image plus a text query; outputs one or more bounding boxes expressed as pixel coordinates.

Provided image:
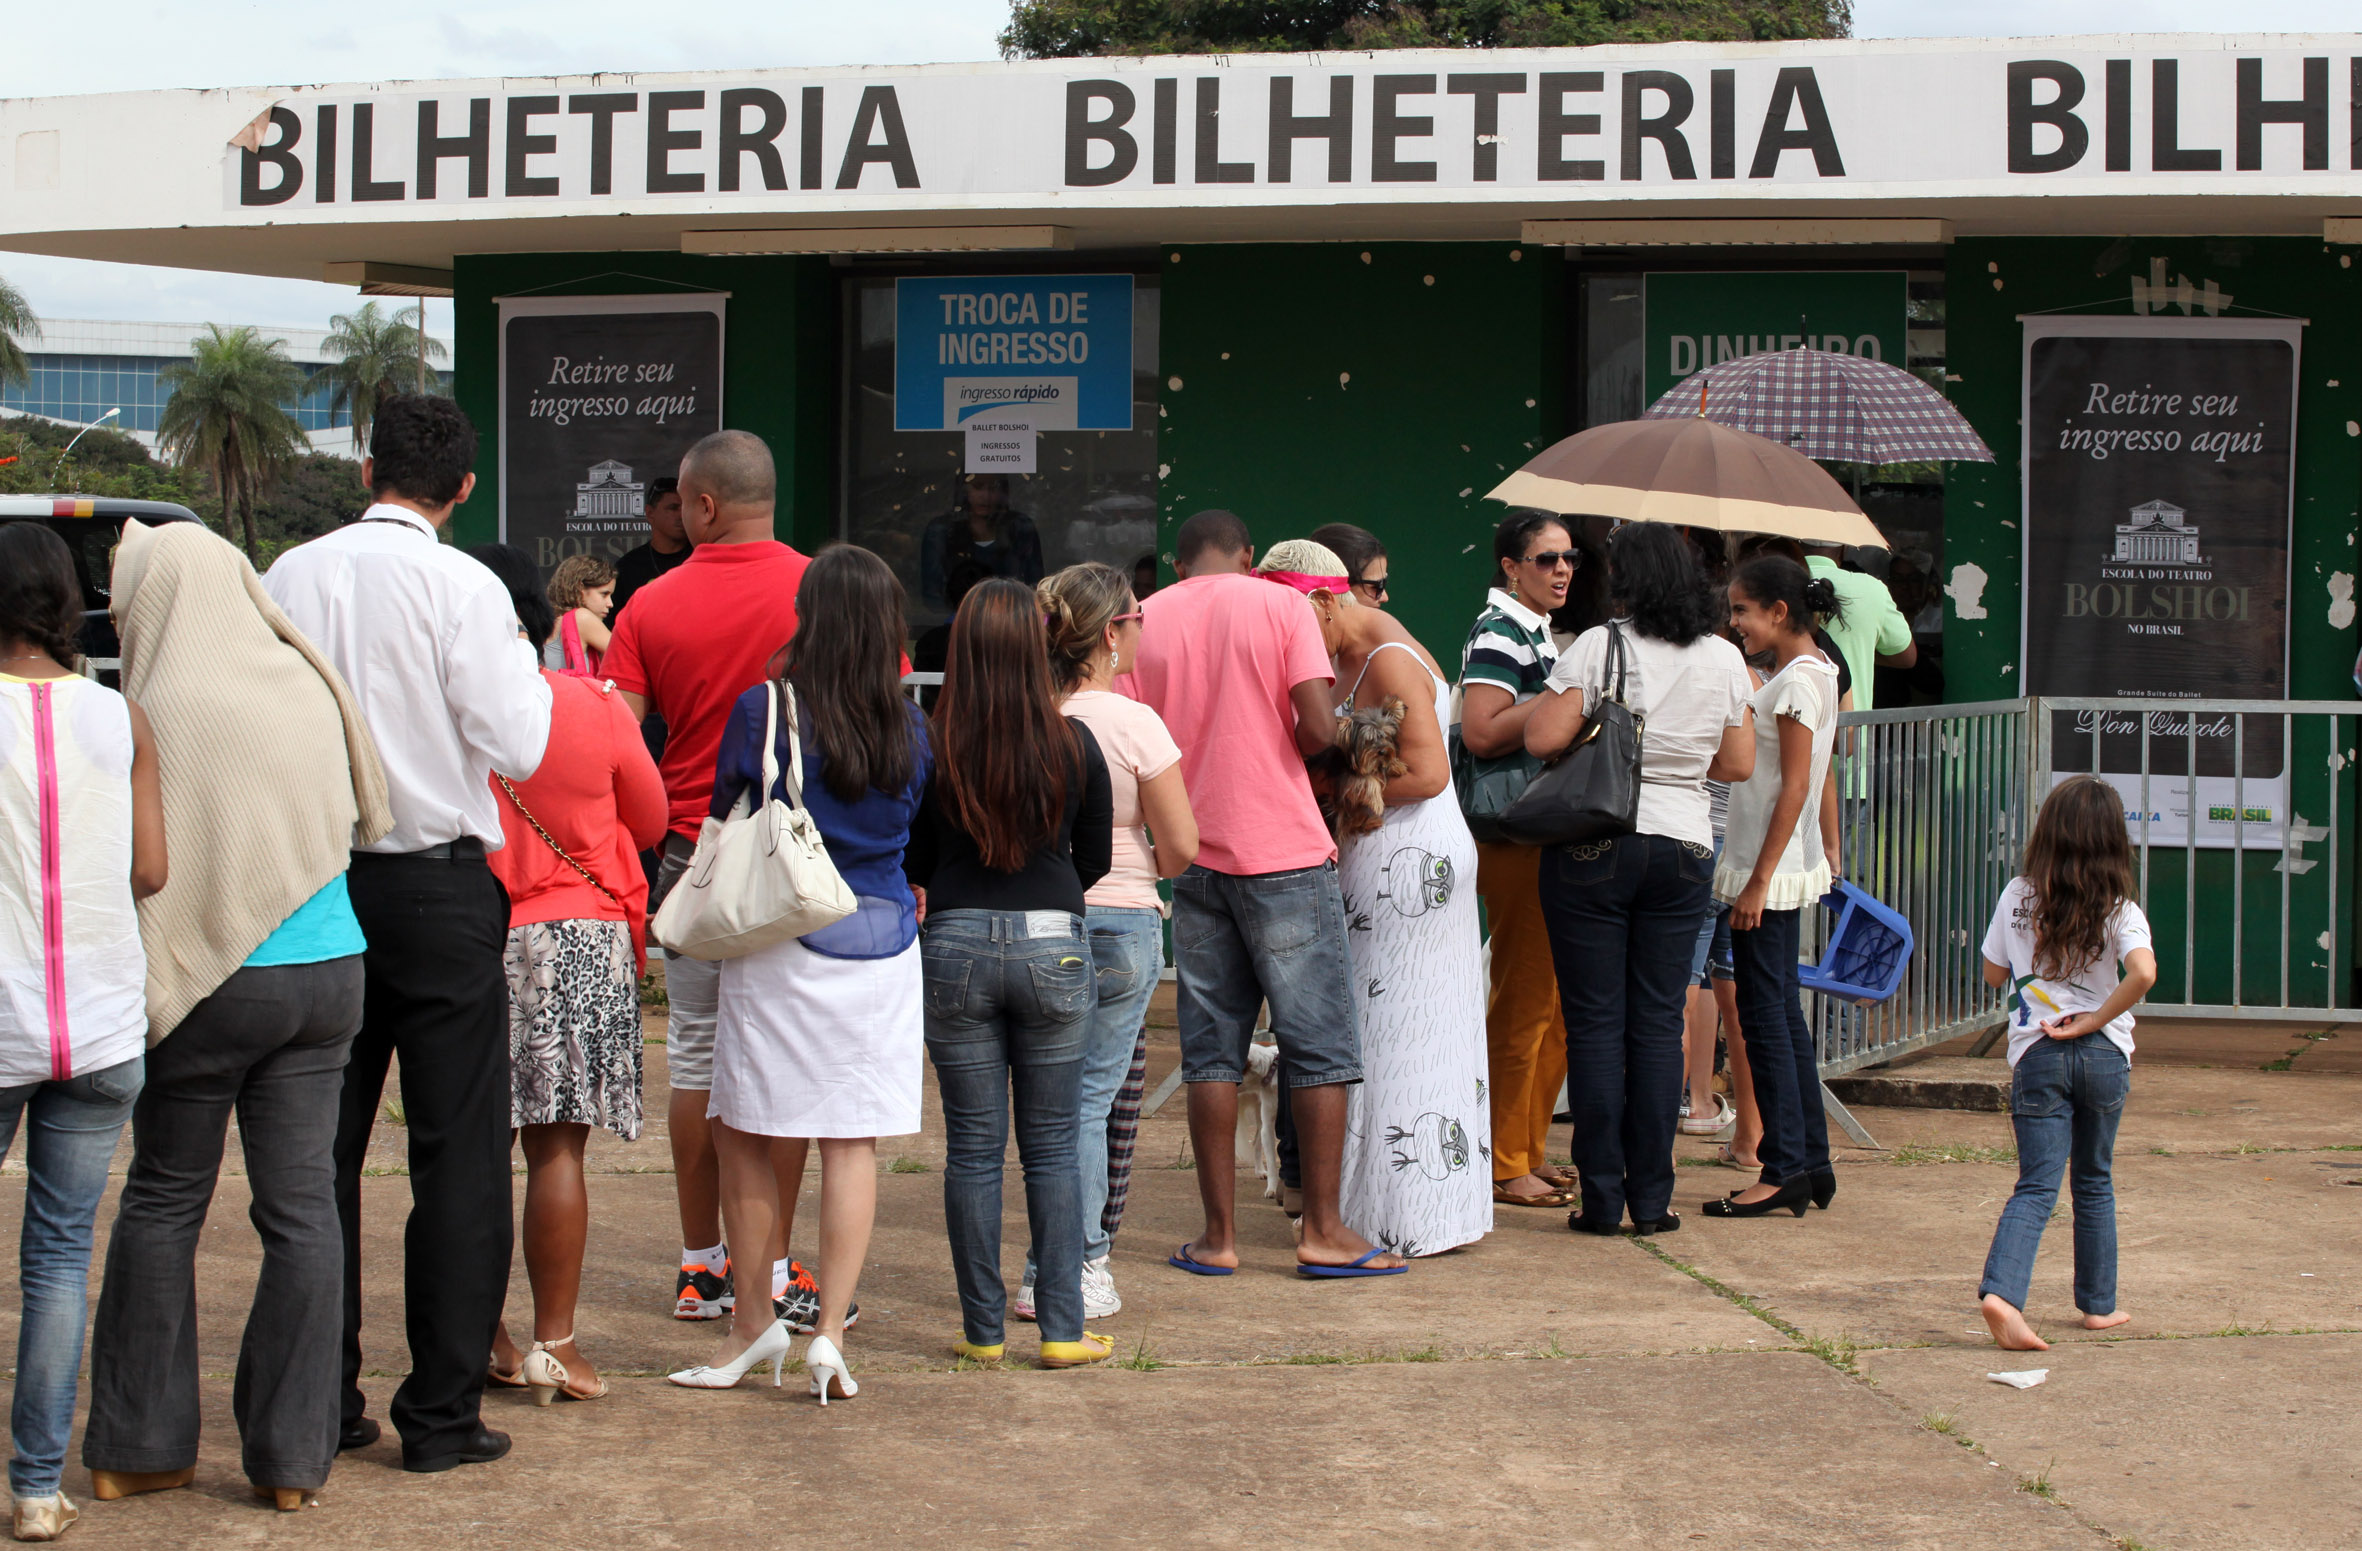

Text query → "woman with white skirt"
[669,546,931,1404]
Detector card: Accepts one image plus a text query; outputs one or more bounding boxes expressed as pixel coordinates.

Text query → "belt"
[356,836,487,863]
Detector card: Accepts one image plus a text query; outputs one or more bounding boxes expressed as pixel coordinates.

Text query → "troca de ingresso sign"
[223,48,2362,210]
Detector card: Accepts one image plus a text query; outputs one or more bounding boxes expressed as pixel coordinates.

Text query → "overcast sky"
[3,0,2356,334]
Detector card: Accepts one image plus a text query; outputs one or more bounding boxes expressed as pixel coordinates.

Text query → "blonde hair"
[1256,538,1354,603]
[1037,562,1134,691]
[546,553,616,611]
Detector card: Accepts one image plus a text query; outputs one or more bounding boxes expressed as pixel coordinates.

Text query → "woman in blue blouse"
[666,546,930,1405]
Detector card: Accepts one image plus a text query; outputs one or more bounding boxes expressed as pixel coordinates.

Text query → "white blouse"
[0,675,146,1083]
[1714,654,1841,911]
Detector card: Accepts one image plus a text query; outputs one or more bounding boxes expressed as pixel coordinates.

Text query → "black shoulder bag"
[1493,620,1643,847]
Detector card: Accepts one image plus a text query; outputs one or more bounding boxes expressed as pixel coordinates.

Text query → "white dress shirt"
[265,504,553,854]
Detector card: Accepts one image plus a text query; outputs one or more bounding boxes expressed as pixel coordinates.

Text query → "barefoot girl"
[1976,775,2157,1351]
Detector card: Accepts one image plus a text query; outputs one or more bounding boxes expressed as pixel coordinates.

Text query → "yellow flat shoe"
[951,1338,1004,1364]
[1037,1331,1115,1369]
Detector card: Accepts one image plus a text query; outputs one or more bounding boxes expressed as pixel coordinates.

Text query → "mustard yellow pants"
[1479,842,1567,1182]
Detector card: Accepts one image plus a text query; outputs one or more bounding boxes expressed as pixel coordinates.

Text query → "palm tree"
[0,273,39,389]
[156,325,308,562]
[319,300,446,453]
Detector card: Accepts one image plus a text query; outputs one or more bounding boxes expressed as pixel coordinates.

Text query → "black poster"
[499,298,725,574]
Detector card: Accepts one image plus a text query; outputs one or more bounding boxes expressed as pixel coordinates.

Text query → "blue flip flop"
[1168,1243,1235,1277]
[1297,1249,1408,1279]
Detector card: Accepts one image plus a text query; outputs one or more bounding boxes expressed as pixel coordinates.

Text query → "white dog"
[1234,1040,1283,1201]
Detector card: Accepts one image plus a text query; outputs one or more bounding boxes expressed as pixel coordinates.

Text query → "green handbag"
[1450,724,1544,846]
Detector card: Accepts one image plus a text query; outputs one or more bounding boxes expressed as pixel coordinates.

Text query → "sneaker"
[772,1260,857,1334]
[12,1492,77,1542]
[1015,1263,1120,1322]
[1082,1256,1122,1319]
[673,1259,733,1321]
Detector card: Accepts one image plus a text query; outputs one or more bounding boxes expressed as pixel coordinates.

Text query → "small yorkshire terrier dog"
[1319,696,1408,837]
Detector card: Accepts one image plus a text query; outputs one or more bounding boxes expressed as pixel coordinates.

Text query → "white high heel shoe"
[667,1319,792,1390]
[805,1334,858,1405]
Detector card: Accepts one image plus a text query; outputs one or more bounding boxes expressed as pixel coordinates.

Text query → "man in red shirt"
[605,430,809,1324]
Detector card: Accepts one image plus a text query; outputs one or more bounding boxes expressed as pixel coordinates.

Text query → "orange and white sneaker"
[673,1258,733,1321]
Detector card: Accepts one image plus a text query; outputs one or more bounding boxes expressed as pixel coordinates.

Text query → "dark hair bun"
[1803,577,1840,616]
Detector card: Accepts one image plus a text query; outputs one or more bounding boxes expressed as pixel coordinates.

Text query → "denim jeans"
[1024,905,1162,1284]
[923,909,1093,1345]
[0,1055,143,1498]
[1171,862,1360,1087]
[86,959,362,1493]
[1979,1034,2130,1316]
[1538,835,1713,1225]
[1729,907,1832,1185]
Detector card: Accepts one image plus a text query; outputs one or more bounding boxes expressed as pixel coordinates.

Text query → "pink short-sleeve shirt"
[1062,690,1183,910]
[1124,573,1335,876]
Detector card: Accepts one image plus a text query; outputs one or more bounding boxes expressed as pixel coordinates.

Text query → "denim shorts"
[1690,904,1734,988]
[1171,862,1360,1088]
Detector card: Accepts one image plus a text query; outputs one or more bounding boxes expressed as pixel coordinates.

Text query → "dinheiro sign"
[219,43,2362,214]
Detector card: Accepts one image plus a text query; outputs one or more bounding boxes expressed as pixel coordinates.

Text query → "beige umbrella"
[1486,415,1888,550]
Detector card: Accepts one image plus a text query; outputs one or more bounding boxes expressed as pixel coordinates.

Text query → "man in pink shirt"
[1126,511,1404,1279]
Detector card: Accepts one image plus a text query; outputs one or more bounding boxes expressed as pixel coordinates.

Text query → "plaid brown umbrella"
[1486,415,1889,550]
[1643,347,1994,465]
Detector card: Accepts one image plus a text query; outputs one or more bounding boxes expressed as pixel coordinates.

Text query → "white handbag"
[651,680,856,962]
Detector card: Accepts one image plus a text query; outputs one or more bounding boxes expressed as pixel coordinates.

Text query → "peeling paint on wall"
[1946,561,1990,621]
[2330,571,2356,630]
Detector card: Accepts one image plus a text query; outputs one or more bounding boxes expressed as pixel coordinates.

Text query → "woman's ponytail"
[1732,554,1847,636]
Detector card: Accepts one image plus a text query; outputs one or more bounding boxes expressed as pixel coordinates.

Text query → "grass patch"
[1280,1352,1351,1366]
[1398,1344,1444,1363]
[2260,1054,2299,1072]
[886,1155,931,1174]
[2019,1459,2060,1501]
[1892,1142,2015,1166]
[2149,1146,2176,1156]
[1920,1410,1980,1451]
[1540,1334,1574,1360]
[380,1096,407,1127]
[359,1165,409,1177]
[1117,1330,1168,1372]
[1171,1144,1197,1171]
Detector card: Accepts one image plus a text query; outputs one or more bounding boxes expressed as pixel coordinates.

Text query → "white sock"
[772,1257,794,1299]
[684,1242,727,1272]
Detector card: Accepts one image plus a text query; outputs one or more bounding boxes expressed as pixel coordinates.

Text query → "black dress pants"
[337,848,512,1462]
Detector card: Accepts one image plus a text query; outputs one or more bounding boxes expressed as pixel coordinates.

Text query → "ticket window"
[1575,261,1950,704]
[840,273,1162,634]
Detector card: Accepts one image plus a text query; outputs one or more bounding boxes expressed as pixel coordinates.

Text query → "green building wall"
[1942,236,2361,1008]
[1155,242,1564,666]
[448,251,837,554]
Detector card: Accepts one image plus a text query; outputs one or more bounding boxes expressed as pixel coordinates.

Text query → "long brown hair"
[2023,775,2139,980]
[934,577,1077,870]
[778,545,917,803]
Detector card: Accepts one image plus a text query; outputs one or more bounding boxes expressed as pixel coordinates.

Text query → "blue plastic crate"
[1799,880,1913,1006]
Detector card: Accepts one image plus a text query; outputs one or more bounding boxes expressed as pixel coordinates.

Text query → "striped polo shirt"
[1460,588,1559,707]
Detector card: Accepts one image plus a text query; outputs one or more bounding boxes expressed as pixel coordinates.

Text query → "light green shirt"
[1806,555,1913,713]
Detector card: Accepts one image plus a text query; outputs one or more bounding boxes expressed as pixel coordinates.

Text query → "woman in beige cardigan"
[82,520,391,1514]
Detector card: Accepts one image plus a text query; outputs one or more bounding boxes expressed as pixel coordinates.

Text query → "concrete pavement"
[0,1003,2354,1548]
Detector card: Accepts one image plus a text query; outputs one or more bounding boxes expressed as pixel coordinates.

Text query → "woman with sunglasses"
[1458,513,1583,1208]
[1311,523,1389,610]
[1020,564,1199,1323]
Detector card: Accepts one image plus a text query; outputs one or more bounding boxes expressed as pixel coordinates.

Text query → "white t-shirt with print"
[1980,876,2153,1066]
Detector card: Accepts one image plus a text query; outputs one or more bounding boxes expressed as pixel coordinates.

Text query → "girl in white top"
[0,522,165,1536]
[1705,554,1844,1221]
[1026,563,1199,1319]
[1975,775,2156,1353]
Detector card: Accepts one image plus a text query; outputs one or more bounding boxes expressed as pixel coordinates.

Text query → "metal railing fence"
[1814,698,2031,1082]
[2029,696,2362,1024]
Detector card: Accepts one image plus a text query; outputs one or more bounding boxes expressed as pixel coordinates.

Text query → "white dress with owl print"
[1335,644,1493,1258]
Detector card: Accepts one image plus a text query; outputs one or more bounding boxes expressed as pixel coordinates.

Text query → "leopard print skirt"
[504,917,644,1139]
